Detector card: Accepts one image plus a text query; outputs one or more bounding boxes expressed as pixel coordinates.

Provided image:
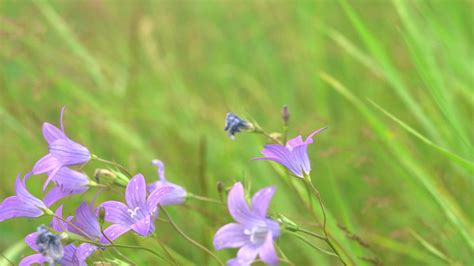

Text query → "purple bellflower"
[44,167,90,207]
[99,174,174,241]
[33,107,91,190]
[147,160,187,205]
[254,127,327,178]
[53,203,101,242]
[0,174,51,222]
[214,182,280,266]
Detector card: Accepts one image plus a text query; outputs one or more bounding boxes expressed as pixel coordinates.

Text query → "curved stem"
[188,194,225,205]
[80,239,167,262]
[288,232,337,257]
[295,227,326,241]
[92,155,132,178]
[159,205,224,266]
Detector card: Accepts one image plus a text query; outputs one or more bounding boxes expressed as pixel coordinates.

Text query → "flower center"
[244,226,268,244]
[127,207,140,219]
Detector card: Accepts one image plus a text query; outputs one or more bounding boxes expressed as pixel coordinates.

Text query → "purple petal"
[213,223,248,250]
[151,159,167,181]
[25,232,39,252]
[147,185,175,212]
[74,243,97,265]
[59,106,66,132]
[125,174,147,211]
[53,167,89,192]
[265,219,280,239]
[52,205,69,232]
[43,186,78,207]
[19,254,46,266]
[49,139,91,165]
[255,145,304,178]
[101,224,131,242]
[251,186,275,218]
[259,232,278,265]
[0,196,43,221]
[291,144,311,175]
[15,175,46,209]
[71,202,101,240]
[130,215,154,236]
[286,135,303,150]
[227,182,260,226]
[42,122,66,144]
[60,243,77,265]
[32,154,60,175]
[304,127,327,145]
[228,244,259,266]
[99,201,133,225]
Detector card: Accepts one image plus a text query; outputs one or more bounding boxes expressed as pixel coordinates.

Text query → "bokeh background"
[1,0,473,265]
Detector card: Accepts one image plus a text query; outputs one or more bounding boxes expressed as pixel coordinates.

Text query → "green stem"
[80,239,168,262]
[288,231,338,257]
[188,193,225,205]
[92,154,132,178]
[295,227,326,241]
[159,205,224,266]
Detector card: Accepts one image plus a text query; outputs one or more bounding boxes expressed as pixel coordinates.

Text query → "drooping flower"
[32,107,91,190]
[254,127,327,178]
[0,174,50,222]
[52,203,101,242]
[99,174,173,240]
[214,182,280,266]
[147,160,187,206]
[224,112,252,140]
[44,167,90,206]
[19,225,64,265]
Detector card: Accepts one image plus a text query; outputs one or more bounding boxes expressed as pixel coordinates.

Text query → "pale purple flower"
[254,127,327,178]
[20,225,63,266]
[0,174,50,222]
[147,160,187,205]
[99,174,174,241]
[214,182,280,266]
[44,167,90,206]
[33,107,91,190]
[52,203,101,242]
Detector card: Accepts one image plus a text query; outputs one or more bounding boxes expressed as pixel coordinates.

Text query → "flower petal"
[227,182,259,226]
[60,243,77,265]
[259,232,278,265]
[130,215,154,236]
[265,219,280,239]
[0,196,43,221]
[25,232,39,252]
[304,127,327,145]
[251,186,275,218]
[286,135,303,150]
[101,224,131,243]
[147,185,175,212]
[51,205,69,232]
[42,122,66,144]
[125,174,147,211]
[19,254,46,266]
[15,175,46,209]
[53,167,89,192]
[228,244,259,266]
[255,145,303,178]
[99,201,133,226]
[151,159,167,181]
[71,202,101,240]
[49,139,91,165]
[32,154,60,175]
[74,243,97,265]
[213,223,248,250]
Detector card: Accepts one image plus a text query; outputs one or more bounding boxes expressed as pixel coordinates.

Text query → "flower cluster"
[0,107,328,266]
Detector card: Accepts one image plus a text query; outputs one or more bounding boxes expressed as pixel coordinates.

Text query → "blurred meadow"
[0,0,473,265]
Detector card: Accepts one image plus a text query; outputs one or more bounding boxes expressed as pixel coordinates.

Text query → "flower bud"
[98,207,106,227]
[281,105,290,123]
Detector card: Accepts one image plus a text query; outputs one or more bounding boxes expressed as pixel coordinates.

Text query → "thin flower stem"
[79,239,168,262]
[295,227,326,241]
[100,227,136,265]
[159,205,225,266]
[154,235,178,266]
[276,243,295,266]
[50,214,94,240]
[188,193,225,205]
[92,155,132,178]
[288,231,338,257]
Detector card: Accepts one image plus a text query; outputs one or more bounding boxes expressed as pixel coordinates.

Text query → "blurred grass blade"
[368,99,474,172]
[320,72,474,251]
[0,239,26,266]
[369,234,435,264]
[409,230,455,264]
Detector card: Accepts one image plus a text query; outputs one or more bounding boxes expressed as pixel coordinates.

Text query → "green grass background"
[0,0,472,265]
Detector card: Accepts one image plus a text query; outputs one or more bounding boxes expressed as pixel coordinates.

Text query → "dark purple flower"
[225,112,251,140]
[20,225,63,265]
[99,174,173,240]
[0,174,50,222]
[147,160,187,206]
[33,107,91,190]
[44,167,90,207]
[214,182,280,266]
[254,127,327,178]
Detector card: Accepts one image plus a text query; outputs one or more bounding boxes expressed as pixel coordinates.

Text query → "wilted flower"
[214,182,280,266]
[44,167,90,206]
[224,112,252,140]
[33,107,91,190]
[0,174,50,222]
[19,225,63,265]
[254,127,327,178]
[99,174,173,240]
[147,160,187,206]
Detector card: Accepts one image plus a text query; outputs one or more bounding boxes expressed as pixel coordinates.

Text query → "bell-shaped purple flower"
[33,107,91,190]
[99,174,174,241]
[213,182,280,266]
[0,174,50,222]
[147,160,187,206]
[254,127,327,178]
[44,167,90,206]
[52,203,101,242]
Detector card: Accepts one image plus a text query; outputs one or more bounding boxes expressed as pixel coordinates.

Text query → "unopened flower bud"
[98,207,106,227]
[281,105,290,123]
[277,214,298,232]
